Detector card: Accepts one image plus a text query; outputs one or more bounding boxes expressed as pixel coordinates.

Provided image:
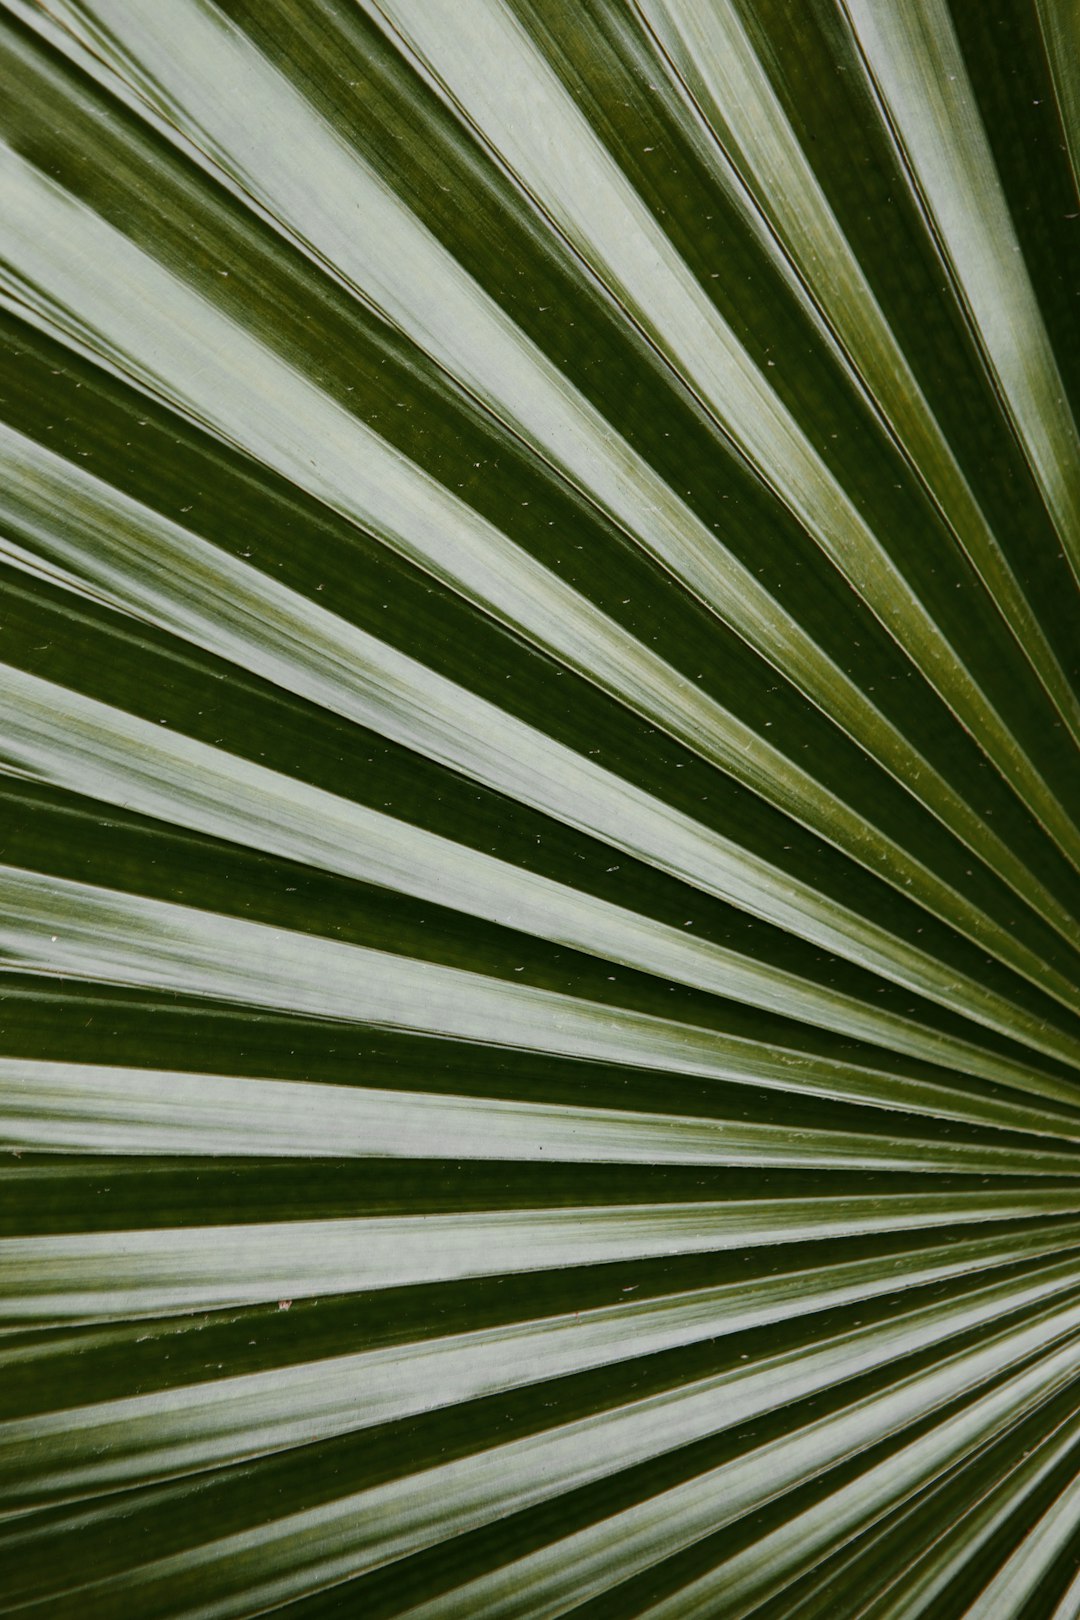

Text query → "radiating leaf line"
[366,0,1079,860]
[635,1357,1080,1620]
[840,0,1080,583]
[635,0,1080,748]
[9,1056,1080,1171]
[19,1296,1076,1620]
[862,1407,1080,1620]
[6,422,1079,1003]
[388,1316,1080,1620]
[6,1228,1080,1509]
[6,862,1080,1105]
[3,9,1078,917]
[7,660,1080,1065]
[1036,0,1080,196]
[2,0,1079,1614]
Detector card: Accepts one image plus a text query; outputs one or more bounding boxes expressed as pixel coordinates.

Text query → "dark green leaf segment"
[0,0,1078,1613]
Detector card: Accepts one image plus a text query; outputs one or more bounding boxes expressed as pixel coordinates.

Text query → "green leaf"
[1,0,1078,1614]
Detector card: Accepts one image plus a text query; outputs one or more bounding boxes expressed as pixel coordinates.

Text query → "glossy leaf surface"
[1,0,1078,1614]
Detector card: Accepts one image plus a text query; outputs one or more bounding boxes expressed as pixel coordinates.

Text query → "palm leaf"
[1,0,1078,1613]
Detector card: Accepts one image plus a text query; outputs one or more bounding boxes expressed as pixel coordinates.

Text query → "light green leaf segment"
[0,0,1078,1613]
